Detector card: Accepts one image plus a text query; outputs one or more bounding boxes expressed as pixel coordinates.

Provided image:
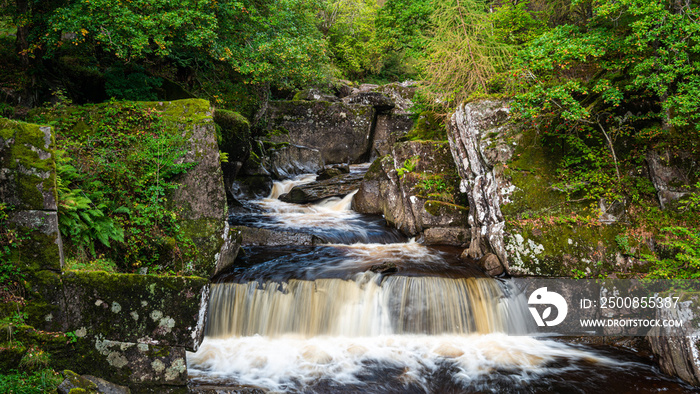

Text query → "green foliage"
[491,1,546,45]
[0,369,62,394]
[104,67,163,101]
[64,257,118,273]
[0,204,26,298]
[419,0,513,106]
[397,155,419,178]
[320,0,382,80]
[56,153,124,257]
[646,227,700,279]
[19,347,50,371]
[30,101,197,273]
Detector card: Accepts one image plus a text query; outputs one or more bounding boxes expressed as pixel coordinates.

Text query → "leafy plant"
[397,155,419,178]
[32,101,198,273]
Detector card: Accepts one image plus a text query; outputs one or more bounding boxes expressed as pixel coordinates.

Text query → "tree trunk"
[15,0,29,66]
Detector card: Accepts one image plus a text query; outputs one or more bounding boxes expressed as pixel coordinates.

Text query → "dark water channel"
[187,172,695,393]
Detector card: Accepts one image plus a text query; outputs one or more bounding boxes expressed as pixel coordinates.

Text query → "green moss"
[148,99,212,126]
[0,117,57,211]
[400,111,447,142]
[214,109,251,163]
[501,128,569,218]
[505,222,643,277]
[364,156,387,180]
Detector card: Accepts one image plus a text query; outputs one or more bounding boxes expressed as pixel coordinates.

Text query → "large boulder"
[156,100,232,278]
[265,100,375,164]
[447,101,510,270]
[353,141,469,242]
[648,294,700,386]
[268,144,325,179]
[279,170,363,204]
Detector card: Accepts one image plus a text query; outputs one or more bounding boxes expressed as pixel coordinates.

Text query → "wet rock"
[353,141,468,237]
[369,262,398,274]
[447,101,510,270]
[238,226,320,246]
[421,227,470,247]
[231,175,273,201]
[646,150,699,210]
[264,100,375,164]
[476,253,505,277]
[268,144,325,179]
[647,295,700,386]
[213,223,242,277]
[317,167,344,181]
[279,171,364,204]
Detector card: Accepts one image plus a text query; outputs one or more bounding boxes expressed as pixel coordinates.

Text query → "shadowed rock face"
[265,100,376,165]
[447,101,510,273]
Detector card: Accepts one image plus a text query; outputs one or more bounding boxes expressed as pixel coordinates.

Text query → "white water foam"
[187,333,623,392]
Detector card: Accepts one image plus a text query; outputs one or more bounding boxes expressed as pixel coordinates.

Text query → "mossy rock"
[0,117,58,211]
[500,129,569,218]
[214,109,251,164]
[60,271,208,349]
[400,111,447,142]
[0,344,26,372]
[505,222,651,277]
[424,200,469,217]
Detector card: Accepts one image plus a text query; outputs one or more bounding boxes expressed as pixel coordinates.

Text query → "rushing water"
[188,171,694,393]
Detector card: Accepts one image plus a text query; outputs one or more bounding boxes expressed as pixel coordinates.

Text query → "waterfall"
[205,274,531,338]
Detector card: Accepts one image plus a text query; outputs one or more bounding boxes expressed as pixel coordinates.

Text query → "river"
[187,171,693,393]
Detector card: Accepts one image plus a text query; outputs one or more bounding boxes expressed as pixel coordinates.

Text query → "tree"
[419,0,512,106]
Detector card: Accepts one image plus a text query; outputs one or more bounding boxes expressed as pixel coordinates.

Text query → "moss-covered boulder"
[265,100,375,164]
[353,141,469,241]
[0,118,64,273]
[154,100,228,278]
[0,118,58,211]
[61,271,208,350]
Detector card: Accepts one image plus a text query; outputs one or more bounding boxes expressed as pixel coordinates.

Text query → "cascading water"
[188,170,694,393]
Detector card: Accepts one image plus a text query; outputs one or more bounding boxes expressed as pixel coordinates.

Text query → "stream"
[187,170,694,393]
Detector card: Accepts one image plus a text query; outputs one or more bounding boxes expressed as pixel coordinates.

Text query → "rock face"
[370,83,417,159]
[238,226,320,246]
[268,144,325,179]
[447,101,510,272]
[265,100,376,164]
[157,100,230,278]
[353,141,469,242]
[646,150,699,210]
[647,295,700,386]
[264,83,417,166]
[0,118,64,272]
